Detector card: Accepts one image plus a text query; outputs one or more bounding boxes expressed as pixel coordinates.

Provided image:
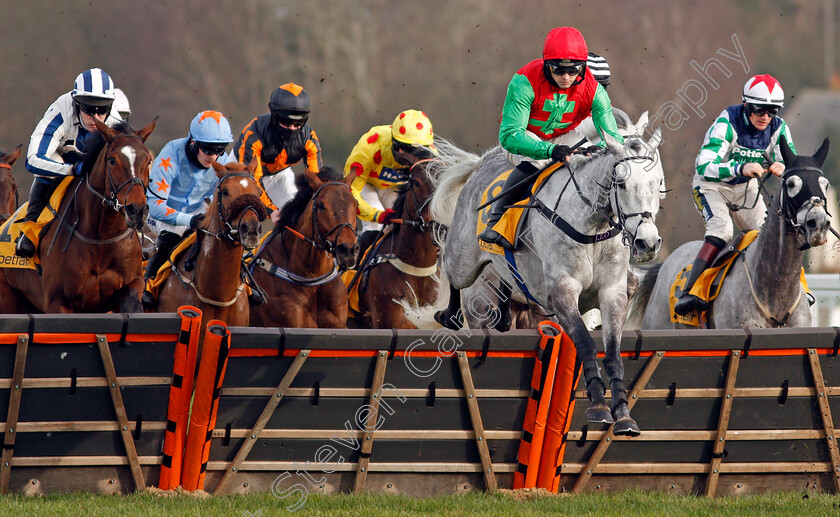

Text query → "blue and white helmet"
[71,68,116,107]
[188,110,234,144]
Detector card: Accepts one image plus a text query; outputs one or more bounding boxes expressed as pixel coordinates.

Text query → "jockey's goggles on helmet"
[392,139,429,156]
[197,142,228,156]
[273,111,308,129]
[77,102,111,116]
[547,61,584,77]
[747,104,779,118]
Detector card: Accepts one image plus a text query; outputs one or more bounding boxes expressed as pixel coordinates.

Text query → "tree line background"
[0,0,838,254]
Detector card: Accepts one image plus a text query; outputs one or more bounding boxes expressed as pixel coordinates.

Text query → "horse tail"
[428,138,482,226]
[393,267,453,329]
[625,263,662,329]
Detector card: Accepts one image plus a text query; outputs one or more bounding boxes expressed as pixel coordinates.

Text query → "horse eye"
[220,189,229,197]
[315,201,325,210]
[108,157,116,166]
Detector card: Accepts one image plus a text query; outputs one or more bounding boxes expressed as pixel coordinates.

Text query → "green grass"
[1,490,839,516]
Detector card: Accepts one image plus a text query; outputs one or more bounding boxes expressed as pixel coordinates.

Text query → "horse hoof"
[585,405,614,424]
[434,310,462,330]
[612,415,641,437]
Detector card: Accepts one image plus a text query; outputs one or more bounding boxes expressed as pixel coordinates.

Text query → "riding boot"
[142,231,182,307]
[15,177,55,258]
[673,236,725,316]
[478,162,536,250]
[356,230,380,264]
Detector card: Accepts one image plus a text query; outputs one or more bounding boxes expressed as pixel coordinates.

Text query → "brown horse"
[0,145,23,223]
[154,159,268,328]
[354,159,440,328]
[249,166,358,328]
[0,119,155,313]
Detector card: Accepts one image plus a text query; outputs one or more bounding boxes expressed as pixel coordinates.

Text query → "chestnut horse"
[353,159,440,328]
[249,166,358,328]
[0,145,22,223]
[0,119,155,313]
[154,159,268,328]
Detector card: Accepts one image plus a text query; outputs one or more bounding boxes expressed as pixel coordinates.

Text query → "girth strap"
[531,199,621,244]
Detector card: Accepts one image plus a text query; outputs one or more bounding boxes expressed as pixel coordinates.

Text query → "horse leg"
[434,284,463,330]
[548,278,612,424]
[118,277,145,313]
[494,281,512,332]
[598,285,640,436]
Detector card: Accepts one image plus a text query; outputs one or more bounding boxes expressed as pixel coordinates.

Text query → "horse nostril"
[634,239,648,252]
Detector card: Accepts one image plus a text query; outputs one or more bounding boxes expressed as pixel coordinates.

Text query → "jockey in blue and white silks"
[675,74,796,316]
[142,110,234,306]
[16,68,122,258]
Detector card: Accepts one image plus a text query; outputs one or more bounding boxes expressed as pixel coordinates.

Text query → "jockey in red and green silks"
[480,27,623,249]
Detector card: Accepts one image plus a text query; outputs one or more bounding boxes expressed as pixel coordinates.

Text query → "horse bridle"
[84,134,148,212]
[777,166,829,239]
[298,181,356,256]
[207,171,266,243]
[396,159,439,233]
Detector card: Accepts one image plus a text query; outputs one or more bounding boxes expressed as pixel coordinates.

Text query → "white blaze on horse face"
[120,146,137,178]
[240,178,251,189]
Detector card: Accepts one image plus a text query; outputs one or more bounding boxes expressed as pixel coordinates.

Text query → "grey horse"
[458,109,648,331]
[429,123,665,436]
[629,137,831,329]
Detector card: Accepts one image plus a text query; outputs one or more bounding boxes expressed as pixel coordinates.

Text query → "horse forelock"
[225,193,269,222]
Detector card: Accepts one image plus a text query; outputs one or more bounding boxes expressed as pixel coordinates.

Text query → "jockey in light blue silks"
[479,27,624,249]
[674,74,796,316]
[141,110,234,306]
[16,68,123,258]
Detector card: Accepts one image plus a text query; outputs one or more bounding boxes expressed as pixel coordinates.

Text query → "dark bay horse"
[154,159,268,327]
[0,119,156,313]
[249,166,358,328]
[353,159,440,328]
[0,145,22,222]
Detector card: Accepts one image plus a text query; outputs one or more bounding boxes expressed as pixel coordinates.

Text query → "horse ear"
[813,138,830,167]
[94,118,116,141]
[210,158,226,178]
[780,134,796,166]
[647,127,663,151]
[1,144,23,166]
[603,132,624,156]
[636,111,650,133]
[343,169,354,186]
[304,169,324,190]
[135,116,158,143]
[247,159,258,177]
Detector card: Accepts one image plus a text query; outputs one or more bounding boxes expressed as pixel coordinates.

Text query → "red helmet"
[543,27,588,62]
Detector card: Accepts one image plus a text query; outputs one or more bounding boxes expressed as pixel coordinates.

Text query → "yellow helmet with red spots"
[391,110,434,147]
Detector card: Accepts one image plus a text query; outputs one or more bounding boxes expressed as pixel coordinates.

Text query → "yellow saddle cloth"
[668,231,810,326]
[476,161,563,255]
[144,232,198,299]
[0,176,74,268]
[341,229,393,314]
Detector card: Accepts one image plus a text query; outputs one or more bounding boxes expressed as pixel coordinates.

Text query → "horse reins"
[285,181,355,256]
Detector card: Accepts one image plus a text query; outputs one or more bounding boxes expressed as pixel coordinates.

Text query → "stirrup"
[14,235,36,258]
[478,226,503,245]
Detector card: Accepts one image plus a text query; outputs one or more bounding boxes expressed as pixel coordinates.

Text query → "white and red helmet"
[742,74,784,107]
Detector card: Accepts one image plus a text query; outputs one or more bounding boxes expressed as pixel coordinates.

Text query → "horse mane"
[78,121,135,176]
[276,166,344,231]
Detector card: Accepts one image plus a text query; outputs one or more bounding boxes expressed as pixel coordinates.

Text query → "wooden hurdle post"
[0,335,28,494]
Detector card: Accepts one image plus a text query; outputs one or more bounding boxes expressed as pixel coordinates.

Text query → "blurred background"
[1,0,839,271]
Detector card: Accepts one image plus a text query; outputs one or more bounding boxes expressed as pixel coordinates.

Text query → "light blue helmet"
[188,110,234,144]
[71,68,116,106]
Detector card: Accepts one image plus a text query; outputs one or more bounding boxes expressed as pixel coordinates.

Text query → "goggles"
[547,62,584,77]
[748,104,779,117]
[197,142,228,156]
[274,112,308,129]
[77,102,111,116]
[392,139,427,156]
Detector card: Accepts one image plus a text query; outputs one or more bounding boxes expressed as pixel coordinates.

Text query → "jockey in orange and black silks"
[480,27,624,249]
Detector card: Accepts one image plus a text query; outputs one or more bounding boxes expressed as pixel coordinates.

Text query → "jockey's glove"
[71,161,85,176]
[377,208,397,224]
[189,213,205,229]
[550,144,573,163]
